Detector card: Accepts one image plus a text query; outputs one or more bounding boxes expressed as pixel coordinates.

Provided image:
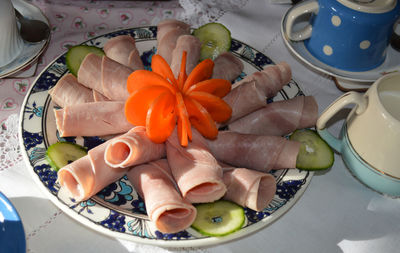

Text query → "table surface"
[1,1,400,253]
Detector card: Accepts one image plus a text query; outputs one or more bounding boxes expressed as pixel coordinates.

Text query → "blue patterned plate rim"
[19,25,313,248]
[0,192,26,253]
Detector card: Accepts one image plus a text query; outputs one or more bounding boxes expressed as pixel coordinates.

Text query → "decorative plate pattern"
[19,26,312,247]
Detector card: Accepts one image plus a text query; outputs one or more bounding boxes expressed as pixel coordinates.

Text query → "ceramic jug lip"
[370,72,400,124]
[344,123,400,180]
[336,0,397,14]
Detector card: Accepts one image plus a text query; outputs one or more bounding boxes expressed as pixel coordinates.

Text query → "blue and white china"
[317,72,400,197]
[284,0,400,72]
[0,192,26,253]
[19,26,312,247]
[281,3,400,83]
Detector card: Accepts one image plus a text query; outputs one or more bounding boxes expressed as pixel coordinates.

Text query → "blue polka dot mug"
[284,0,400,72]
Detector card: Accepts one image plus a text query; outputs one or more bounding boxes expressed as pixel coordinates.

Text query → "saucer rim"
[0,0,50,79]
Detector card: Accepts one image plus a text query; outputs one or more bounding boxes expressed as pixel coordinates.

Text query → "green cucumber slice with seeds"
[66,45,105,76]
[191,200,245,237]
[46,142,88,171]
[290,129,334,170]
[193,23,232,61]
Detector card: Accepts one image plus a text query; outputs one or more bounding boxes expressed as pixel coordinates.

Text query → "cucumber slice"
[46,142,87,171]
[191,200,245,237]
[290,129,334,170]
[193,23,231,61]
[66,45,105,76]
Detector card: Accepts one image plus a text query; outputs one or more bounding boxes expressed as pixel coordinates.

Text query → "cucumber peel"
[290,129,334,170]
[191,200,245,237]
[193,23,231,61]
[66,45,105,76]
[46,142,87,171]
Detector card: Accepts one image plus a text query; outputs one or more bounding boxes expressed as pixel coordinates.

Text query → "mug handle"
[284,0,319,41]
[391,18,400,51]
[316,92,368,153]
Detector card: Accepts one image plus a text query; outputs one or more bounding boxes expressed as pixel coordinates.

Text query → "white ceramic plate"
[19,26,312,248]
[0,0,50,79]
[280,3,400,83]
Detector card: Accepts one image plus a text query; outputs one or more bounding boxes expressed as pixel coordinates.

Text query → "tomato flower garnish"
[125,51,232,146]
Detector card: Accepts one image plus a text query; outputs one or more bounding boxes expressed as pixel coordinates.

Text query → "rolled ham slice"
[223,80,266,124]
[77,53,103,93]
[170,35,201,78]
[228,96,318,136]
[157,20,191,64]
[77,53,133,101]
[103,35,144,70]
[156,19,190,44]
[207,131,301,172]
[212,52,244,82]
[101,56,132,101]
[221,164,276,211]
[54,101,133,137]
[48,73,94,107]
[166,129,226,203]
[223,62,292,123]
[104,126,165,168]
[93,90,110,102]
[58,141,127,201]
[127,159,197,234]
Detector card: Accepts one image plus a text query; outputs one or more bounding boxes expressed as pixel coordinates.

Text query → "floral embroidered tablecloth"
[0,0,184,127]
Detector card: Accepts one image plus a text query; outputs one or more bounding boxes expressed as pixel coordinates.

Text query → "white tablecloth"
[1,1,400,252]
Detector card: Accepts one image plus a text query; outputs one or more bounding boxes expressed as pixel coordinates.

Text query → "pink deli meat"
[77,53,133,101]
[223,62,292,123]
[77,53,103,93]
[212,52,244,82]
[93,90,110,102]
[221,164,276,211]
[156,19,191,44]
[127,159,197,233]
[58,141,127,201]
[229,96,318,136]
[166,129,226,203]
[104,126,166,168]
[48,73,94,107]
[157,20,191,64]
[207,131,301,172]
[170,35,201,78]
[103,35,144,70]
[54,101,133,137]
[101,56,132,101]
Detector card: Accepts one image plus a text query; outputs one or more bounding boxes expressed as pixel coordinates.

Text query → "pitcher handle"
[316,91,367,153]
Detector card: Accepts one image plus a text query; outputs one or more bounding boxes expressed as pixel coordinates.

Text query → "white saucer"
[280,4,400,83]
[0,0,50,79]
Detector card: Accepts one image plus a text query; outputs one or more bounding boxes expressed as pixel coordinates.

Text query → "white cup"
[0,0,24,67]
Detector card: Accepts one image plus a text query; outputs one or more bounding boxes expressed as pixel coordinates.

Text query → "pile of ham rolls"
[50,19,318,234]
